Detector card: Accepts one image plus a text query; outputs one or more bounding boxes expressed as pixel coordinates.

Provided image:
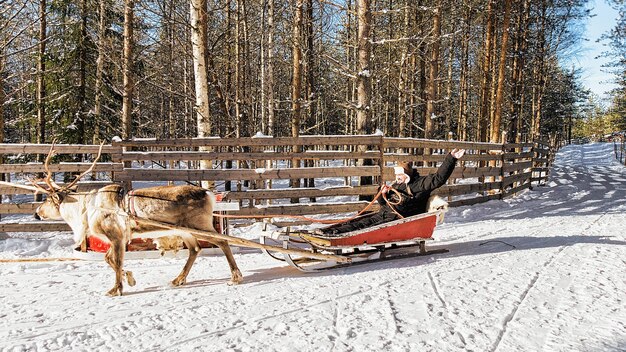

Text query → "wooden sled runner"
[259,210,450,272]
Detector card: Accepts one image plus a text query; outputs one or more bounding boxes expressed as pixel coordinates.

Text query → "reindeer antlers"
[0,180,47,194]
[42,142,63,192]
[0,141,105,195]
[62,142,105,192]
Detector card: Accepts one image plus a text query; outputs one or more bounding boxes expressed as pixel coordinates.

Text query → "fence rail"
[0,135,557,232]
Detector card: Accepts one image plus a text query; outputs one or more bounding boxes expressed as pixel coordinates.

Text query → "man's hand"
[451,148,465,159]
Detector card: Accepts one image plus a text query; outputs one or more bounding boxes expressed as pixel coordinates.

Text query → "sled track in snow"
[489,210,611,352]
[427,271,447,308]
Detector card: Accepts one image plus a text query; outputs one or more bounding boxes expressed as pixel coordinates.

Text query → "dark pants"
[323,208,399,235]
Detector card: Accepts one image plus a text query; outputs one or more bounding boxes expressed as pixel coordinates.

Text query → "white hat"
[393,166,411,183]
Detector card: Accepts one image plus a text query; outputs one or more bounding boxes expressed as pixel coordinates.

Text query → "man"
[318,148,465,235]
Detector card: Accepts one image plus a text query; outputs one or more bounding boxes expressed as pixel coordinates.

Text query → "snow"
[1,143,625,351]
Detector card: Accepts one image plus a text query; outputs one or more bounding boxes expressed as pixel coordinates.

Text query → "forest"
[1,0,625,145]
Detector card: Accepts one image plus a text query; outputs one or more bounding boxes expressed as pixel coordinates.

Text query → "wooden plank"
[379,166,502,181]
[503,182,532,198]
[115,166,382,181]
[383,153,501,163]
[502,172,532,188]
[432,182,501,196]
[0,181,113,195]
[0,203,40,214]
[503,161,532,173]
[0,221,71,232]
[0,162,122,173]
[450,166,503,178]
[383,138,502,150]
[113,135,384,148]
[222,185,380,201]
[121,151,380,161]
[503,151,533,160]
[234,201,379,216]
[449,194,501,207]
[0,144,118,154]
[504,143,534,149]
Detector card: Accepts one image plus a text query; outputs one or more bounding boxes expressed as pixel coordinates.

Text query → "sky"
[577,0,620,102]
[0,142,625,351]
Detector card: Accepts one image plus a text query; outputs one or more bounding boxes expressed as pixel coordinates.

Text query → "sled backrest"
[427,196,448,224]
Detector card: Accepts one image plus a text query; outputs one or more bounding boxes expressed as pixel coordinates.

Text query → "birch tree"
[121,0,134,139]
[356,0,372,135]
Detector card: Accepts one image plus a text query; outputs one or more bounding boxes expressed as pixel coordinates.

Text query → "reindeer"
[3,145,242,296]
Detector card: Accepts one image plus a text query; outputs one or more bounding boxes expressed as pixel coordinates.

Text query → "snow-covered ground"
[0,143,624,352]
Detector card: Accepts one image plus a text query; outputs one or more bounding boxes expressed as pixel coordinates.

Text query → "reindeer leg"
[214,240,243,285]
[125,271,136,287]
[103,239,125,296]
[171,238,200,286]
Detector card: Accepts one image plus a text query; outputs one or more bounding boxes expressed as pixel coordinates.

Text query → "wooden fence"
[0,136,557,232]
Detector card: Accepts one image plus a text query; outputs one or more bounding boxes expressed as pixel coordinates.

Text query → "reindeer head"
[36,143,104,220]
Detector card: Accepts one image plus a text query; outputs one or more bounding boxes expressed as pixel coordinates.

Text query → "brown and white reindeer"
[4,145,242,296]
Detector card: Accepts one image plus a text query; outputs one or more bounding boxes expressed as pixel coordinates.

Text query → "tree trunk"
[190,0,212,188]
[424,6,440,139]
[532,2,547,140]
[457,5,471,141]
[76,0,87,144]
[266,0,276,136]
[398,1,410,138]
[37,0,47,144]
[478,0,494,142]
[344,0,353,134]
[260,0,267,134]
[0,49,5,146]
[304,0,315,193]
[490,0,511,143]
[93,0,107,144]
[166,0,175,138]
[290,0,304,202]
[122,0,134,140]
[355,0,372,135]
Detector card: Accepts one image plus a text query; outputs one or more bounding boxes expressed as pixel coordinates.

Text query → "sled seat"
[301,210,444,248]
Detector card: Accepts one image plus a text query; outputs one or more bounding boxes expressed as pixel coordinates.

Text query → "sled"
[259,210,449,272]
[73,199,241,261]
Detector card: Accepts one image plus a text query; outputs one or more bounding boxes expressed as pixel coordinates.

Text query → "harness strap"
[126,190,137,217]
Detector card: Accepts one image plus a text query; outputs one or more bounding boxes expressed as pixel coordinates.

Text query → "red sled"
[260,210,449,272]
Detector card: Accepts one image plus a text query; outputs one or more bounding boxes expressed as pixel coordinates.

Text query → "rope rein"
[44,184,408,225]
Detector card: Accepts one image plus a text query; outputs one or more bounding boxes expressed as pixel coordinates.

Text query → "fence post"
[499,136,506,199]
[378,135,385,186]
[529,140,536,190]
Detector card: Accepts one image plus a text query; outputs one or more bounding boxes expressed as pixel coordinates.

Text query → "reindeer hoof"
[171,277,186,287]
[125,271,136,287]
[228,270,243,286]
[106,286,123,296]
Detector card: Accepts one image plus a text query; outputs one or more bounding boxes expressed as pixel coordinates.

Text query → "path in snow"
[0,143,624,352]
